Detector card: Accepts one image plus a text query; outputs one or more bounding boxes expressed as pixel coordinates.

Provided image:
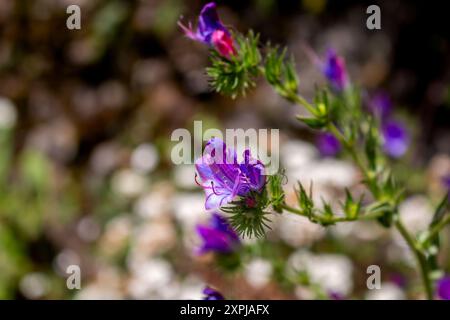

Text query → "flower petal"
[197,2,227,43]
[239,149,266,192]
[196,225,233,253]
[203,180,234,210]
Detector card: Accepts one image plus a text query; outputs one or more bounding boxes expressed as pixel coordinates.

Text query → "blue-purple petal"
[437,276,450,300]
[382,120,409,158]
[317,132,341,157]
[197,2,227,44]
[196,213,240,254]
[368,91,392,119]
[195,138,266,210]
[323,49,348,91]
[203,286,225,300]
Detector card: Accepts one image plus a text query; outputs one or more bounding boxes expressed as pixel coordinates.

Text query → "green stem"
[292,95,318,116]
[394,218,433,300]
[327,122,380,198]
[424,214,450,245]
[280,203,383,224]
[283,90,434,299]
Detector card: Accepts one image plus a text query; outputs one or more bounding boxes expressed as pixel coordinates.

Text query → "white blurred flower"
[134,189,171,219]
[308,159,357,188]
[281,140,318,171]
[386,242,415,267]
[128,258,173,299]
[287,251,353,296]
[0,97,17,129]
[294,286,316,300]
[76,266,123,299]
[172,193,207,229]
[244,259,273,289]
[76,285,123,300]
[365,283,405,300]
[331,221,387,241]
[276,213,325,247]
[398,195,433,235]
[157,281,181,300]
[177,276,204,300]
[53,249,81,277]
[19,272,50,299]
[130,143,159,174]
[100,215,132,255]
[130,220,176,257]
[173,164,197,189]
[111,169,147,198]
[77,216,101,242]
[89,142,123,176]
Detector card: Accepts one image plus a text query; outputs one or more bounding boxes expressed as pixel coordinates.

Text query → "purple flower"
[203,286,225,300]
[178,2,236,57]
[389,273,407,288]
[328,291,345,300]
[368,91,392,120]
[196,213,240,254]
[382,120,410,158]
[437,276,450,300]
[195,137,265,210]
[316,132,341,157]
[442,175,450,193]
[323,49,348,91]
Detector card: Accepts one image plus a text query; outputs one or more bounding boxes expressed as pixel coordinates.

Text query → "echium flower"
[367,92,409,158]
[437,276,450,300]
[317,132,341,157]
[382,120,410,158]
[203,286,225,300]
[195,137,266,210]
[196,213,240,254]
[368,91,392,120]
[178,2,237,58]
[323,49,348,91]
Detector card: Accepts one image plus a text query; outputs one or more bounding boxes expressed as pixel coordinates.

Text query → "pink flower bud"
[212,29,237,58]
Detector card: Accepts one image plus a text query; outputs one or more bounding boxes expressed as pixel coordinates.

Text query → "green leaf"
[263,45,299,102]
[267,171,286,213]
[364,120,378,171]
[341,189,363,219]
[321,198,334,218]
[366,200,394,227]
[295,182,314,218]
[430,193,449,226]
[296,116,328,129]
[426,194,449,248]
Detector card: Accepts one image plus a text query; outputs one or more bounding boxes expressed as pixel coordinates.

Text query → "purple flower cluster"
[368,92,410,158]
[196,213,240,254]
[178,2,236,58]
[195,137,266,210]
[323,49,348,92]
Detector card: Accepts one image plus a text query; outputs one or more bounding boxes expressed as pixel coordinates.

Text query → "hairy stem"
[291,95,319,117]
[424,213,450,245]
[280,203,383,224]
[394,218,433,300]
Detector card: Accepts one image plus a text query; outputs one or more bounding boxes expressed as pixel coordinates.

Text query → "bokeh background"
[0,0,449,299]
